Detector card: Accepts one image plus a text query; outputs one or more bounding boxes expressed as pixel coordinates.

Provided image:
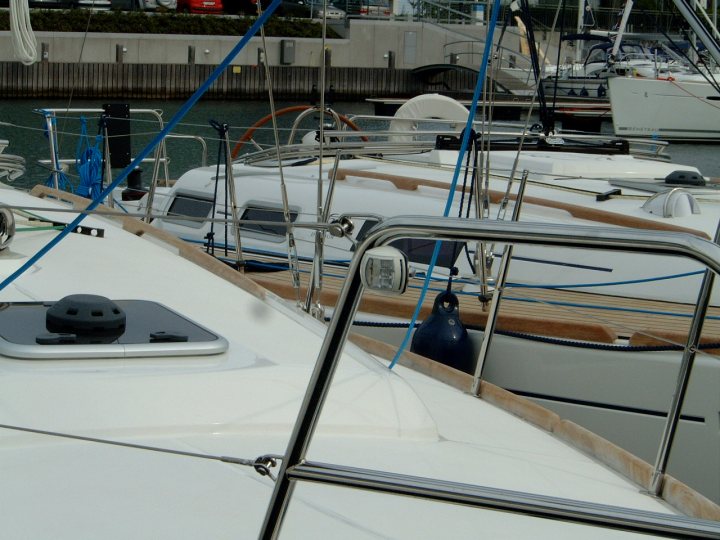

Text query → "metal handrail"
[240,141,438,165]
[259,217,720,539]
[239,133,669,167]
[36,107,177,191]
[288,462,720,538]
[442,39,535,70]
[165,134,208,168]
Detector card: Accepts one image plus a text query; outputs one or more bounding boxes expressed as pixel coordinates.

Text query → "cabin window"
[166,194,214,229]
[586,50,605,64]
[239,205,298,238]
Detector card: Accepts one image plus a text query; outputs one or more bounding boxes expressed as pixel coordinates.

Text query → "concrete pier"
[0,19,556,99]
[0,62,481,100]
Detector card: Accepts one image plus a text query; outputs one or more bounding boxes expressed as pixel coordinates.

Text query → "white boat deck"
[0,186,717,537]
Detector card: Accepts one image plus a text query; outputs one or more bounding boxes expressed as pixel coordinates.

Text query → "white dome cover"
[641,188,701,218]
[389,94,469,142]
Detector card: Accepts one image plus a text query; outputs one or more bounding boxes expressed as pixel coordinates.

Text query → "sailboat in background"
[609,0,720,140]
[1,177,719,537]
[610,74,720,140]
[3,0,720,529]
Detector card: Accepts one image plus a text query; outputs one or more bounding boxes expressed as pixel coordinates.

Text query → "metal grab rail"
[259,217,720,539]
[35,108,213,192]
[239,132,670,166]
[288,462,720,538]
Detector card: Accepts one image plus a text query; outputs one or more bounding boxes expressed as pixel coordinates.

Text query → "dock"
[0,62,458,101]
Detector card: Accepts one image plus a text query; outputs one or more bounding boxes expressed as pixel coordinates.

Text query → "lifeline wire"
[0,422,279,478]
[389,0,503,369]
[0,0,282,293]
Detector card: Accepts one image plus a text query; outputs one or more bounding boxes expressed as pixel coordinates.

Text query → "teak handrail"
[333,168,711,239]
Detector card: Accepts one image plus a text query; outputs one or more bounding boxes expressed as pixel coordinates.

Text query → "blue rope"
[389,0,503,369]
[0,0,282,293]
[111,198,131,214]
[75,117,104,199]
[44,169,73,193]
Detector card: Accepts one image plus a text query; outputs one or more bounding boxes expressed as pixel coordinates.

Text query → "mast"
[671,0,720,65]
[610,0,634,63]
[515,0,554,134]
[576,0,584,62]
[575,0,597,62]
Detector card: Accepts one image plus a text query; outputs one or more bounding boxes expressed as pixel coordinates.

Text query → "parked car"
[27,0,111,8]
[177,0,222,13]
[313,2,345,18]
[137,0,177,10]
[275,0,311,17]
[76,0,112,8]
[359,0,389,16]
[246,0,316,17]
[222,0,259,14]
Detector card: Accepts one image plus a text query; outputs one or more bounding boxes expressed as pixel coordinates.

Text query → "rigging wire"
[304,0,332,316]
[389,0,503,370]
[630,3,720,93]
[0,0,284,293]
[257,1,303,305]
[517,0,555,134]
[0,422,280,479]
[42,114,74,192]
[54,2,98,165]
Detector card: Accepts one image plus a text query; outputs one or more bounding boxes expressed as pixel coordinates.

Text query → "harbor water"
[0,98,376,190]
[0,97,718,191]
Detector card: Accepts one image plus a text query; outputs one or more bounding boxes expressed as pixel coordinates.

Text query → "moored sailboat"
[0,183,718,537]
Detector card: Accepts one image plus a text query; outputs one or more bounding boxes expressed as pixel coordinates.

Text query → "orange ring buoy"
[231,105,368,158]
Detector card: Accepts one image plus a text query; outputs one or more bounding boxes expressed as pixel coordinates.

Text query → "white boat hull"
[152,153,720,306]
[6,186,718,536]
[352,324,720,505]
[610,77,720,141]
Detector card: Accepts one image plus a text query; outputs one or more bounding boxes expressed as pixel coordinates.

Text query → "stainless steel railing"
[259,217,720,539]
[37,108,208,196]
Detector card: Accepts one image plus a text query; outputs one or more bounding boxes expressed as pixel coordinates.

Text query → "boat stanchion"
[472,170,529,395]
[650,220,720,496]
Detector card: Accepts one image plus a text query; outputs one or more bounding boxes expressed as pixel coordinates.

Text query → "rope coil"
[9,0,37,66]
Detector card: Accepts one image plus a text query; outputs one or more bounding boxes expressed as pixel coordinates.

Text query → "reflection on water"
[0,98,717,192]
[0,98,375,191]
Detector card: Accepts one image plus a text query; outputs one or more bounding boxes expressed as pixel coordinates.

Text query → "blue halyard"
[74,117,104,200]
[0,0,283,292]
[389,0,503,369]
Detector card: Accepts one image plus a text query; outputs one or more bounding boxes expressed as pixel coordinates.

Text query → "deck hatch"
[0,299,228,359]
